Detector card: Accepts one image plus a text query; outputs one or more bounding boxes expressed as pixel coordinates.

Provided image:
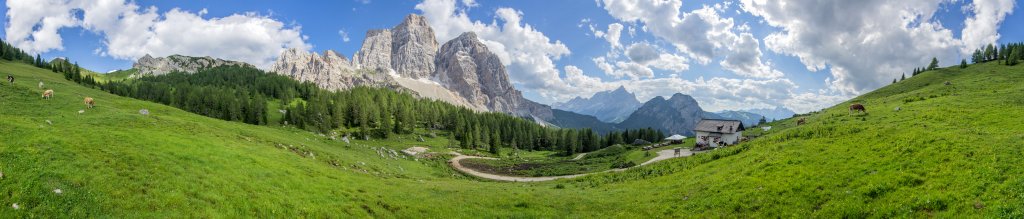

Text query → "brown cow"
[797,118,806,125]
[849,103,866,114]
[84,97,95,109]
[42,89,53,99]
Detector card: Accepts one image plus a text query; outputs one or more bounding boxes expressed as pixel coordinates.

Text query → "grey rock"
[353,29,393,72]
[272,48,400,90]
[390,14,438,79]
[435,32,553,120]
[133,54,253,76]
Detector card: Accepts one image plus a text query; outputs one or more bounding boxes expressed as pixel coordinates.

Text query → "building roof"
[694,119,745,134]
[665,134,687,140]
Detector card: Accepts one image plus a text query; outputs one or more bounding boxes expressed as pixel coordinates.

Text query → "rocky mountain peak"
[619,93,706,136]
[435,30,551,120]
[353,29,393,72]
[391,13,438,79]
[553,85,642,123]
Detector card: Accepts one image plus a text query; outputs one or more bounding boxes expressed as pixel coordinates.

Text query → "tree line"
[79,65,663,155]
[972,42,1024,66]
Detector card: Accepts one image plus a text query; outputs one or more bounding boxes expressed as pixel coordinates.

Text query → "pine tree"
[927,57,938,70]
[960,59,967,69]
[900,73,906,81]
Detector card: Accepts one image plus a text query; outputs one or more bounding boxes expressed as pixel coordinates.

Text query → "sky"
[2,0,1020,113]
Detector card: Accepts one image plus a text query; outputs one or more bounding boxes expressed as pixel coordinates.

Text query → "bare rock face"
[353,29,393,73]
[272,48,397,90]
[435,32,553,120]
[390,14,438,79]
[133,54,253,76]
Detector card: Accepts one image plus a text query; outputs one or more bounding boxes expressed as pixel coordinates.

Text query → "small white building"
[694,119,745,148]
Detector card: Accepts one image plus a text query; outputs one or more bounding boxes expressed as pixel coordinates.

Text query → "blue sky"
[2,0,1020,113]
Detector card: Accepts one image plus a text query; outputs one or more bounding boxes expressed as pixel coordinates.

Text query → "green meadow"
[2,60,1024,217]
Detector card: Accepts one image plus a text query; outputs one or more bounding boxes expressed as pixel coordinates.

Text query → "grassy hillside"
[564,61,1024,217]
[0,61,616,217]
[2,60,1023,217]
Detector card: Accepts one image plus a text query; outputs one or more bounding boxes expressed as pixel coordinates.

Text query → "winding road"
[448,148,695,182]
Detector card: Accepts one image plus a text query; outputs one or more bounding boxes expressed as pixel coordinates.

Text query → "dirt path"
[449,148,695,182]
[572,153,588,160]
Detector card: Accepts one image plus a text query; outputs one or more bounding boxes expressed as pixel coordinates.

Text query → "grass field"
[2,60,1024,217]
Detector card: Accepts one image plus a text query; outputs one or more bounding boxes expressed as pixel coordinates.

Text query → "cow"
[849,103,867,114]
[6,75,13,85]
[38,81,44,89]
[797,118,806,125]
[42,89,54,99]
[84,97,95,109]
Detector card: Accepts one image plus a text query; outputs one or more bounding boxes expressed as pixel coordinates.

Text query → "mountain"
[617,93,708,136]
[270,48,400,90]
[744,106,796,121]
[133,54,253,76]
[553,86,642,123]
[434,32,553,120]
[548,109,621,134]
[271,14,554,121]
[713,110,764,128]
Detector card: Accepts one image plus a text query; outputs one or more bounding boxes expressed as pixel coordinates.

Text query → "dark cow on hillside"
[849,103,867,114]
[796,118,806,126]
[6,75,13,85]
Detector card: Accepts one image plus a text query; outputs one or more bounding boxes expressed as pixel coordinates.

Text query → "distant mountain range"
[743,107,796,121]
[712,111,763,128]
[552,86,641,123]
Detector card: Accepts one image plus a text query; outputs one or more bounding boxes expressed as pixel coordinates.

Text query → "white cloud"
[338,30,351,42]
[4,0,310,68]
[623,42,690,73]
[416,0,573,99]
[600,0,780,79]
[741,0,969,95]
[604,23,624,48]
[961,0,1016,54]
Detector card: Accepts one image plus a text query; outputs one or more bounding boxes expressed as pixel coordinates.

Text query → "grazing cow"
[38,81,44,89]
[84,97,95,109]
[42,89,54,99]
[797,118,806,125]
[6,75,13,85]
[849,103,867,114]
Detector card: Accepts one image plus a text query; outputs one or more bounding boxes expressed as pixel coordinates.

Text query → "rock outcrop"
[271,48,397,90]
[435,32,552,120]
[133,54,253,76]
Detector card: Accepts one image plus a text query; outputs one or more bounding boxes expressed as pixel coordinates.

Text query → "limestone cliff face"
[435,32,553,120]
[133,54,252,76]
[271,48,397,90]
[352,29,393,73]
[390,14,438,79]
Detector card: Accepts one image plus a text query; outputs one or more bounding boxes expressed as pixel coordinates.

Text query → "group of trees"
[82,65,662,155]
[0,39,37,65]
[972,42,1024,66]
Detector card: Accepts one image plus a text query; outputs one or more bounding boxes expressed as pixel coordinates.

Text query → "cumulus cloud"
[5,0,310,68]
[338,29,351,42]
[625,42,660,63]
[599,0,781,78]
[961,0,1016,54]
[740,0,970,94]
[603,23,624,48]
